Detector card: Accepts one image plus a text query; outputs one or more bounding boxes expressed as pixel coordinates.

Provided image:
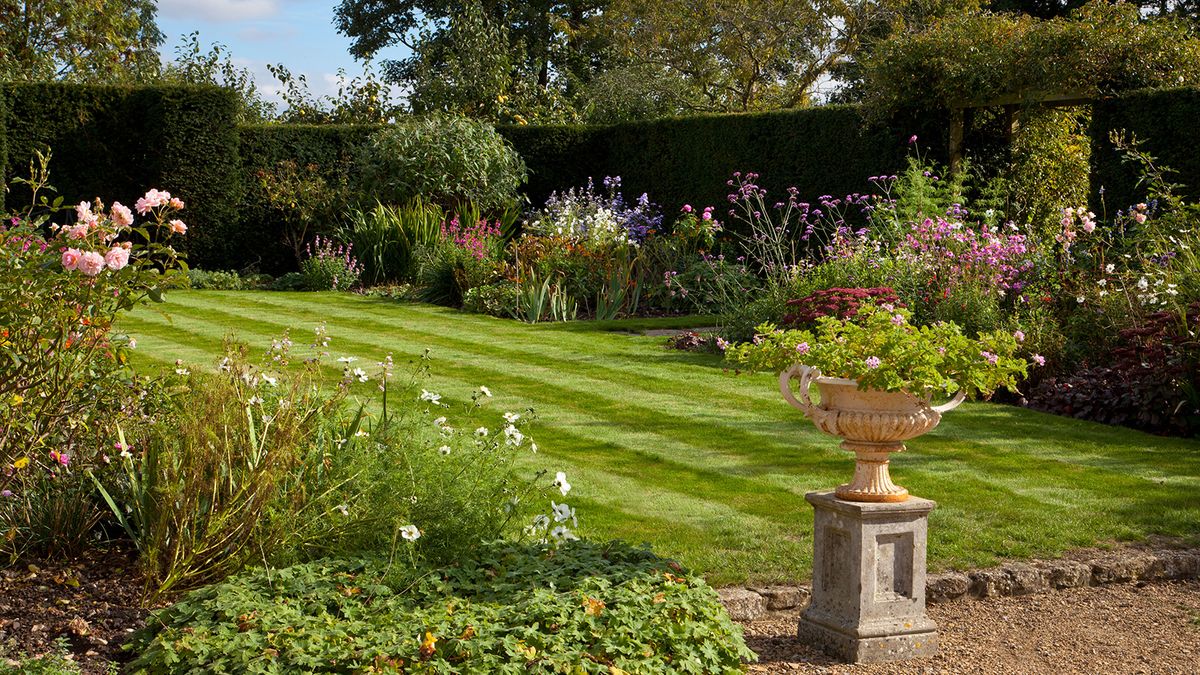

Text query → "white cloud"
[157,0,281,22]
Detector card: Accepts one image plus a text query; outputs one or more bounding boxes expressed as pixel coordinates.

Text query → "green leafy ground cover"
[121,291,1200,586]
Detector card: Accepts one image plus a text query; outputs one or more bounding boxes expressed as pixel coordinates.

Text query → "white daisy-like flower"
[503,412,520,424]
[352,368,368,382]
[353,429,369,438]
[261,374,278,387]
[420,389,442,405]
[475,427,489,437]
[175,367,190,376]
[1106,263,1116,273]
[336,356,357,363]
[247,396,263,405]
[479,386,492,397]
[553,471,571,496]
[531,514,550,530]
[399,524,421,541]
[433,416,448,427]
[439,445,452,455]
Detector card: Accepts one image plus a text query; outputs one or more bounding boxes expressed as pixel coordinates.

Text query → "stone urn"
[780,365,964,502]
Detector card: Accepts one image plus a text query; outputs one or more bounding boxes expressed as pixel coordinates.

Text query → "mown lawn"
[121,290,1200,586]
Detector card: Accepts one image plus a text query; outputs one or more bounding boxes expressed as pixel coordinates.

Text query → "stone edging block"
[720,547,1200,618]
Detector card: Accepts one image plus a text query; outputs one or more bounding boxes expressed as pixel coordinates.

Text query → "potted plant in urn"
[726,303,1031,502]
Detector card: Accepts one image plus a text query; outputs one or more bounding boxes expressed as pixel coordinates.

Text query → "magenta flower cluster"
[900,217,1032,291]
[442,216,501,260]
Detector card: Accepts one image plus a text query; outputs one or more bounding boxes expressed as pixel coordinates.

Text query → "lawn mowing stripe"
[168,292,792,412]
[119,291,1200,584]
[122,311,836,522]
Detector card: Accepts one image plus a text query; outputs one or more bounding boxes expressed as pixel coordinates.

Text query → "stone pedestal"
[798,490,937,663]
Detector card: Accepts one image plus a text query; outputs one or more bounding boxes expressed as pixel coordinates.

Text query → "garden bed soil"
[0,547,150,674]
[743,579,1200,674]
[3,550,1198,674]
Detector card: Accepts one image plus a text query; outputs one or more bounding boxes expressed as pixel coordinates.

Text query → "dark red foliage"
[1028,303,1200,437]
[783,287,901,327]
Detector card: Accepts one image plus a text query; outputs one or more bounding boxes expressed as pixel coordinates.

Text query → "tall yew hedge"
[0,83,242,268]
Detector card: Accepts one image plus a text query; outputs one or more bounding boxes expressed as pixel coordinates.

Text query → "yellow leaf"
[582,596,606,617]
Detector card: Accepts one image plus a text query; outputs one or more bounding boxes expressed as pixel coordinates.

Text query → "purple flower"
[865,356,881,369]
[1013,330,1025,342]
[795,342,810,355]
[908,135,918,145]
[1032,354,1046,366]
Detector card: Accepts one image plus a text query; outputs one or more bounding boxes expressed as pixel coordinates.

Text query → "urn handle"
[931,389,967,413]
[779,364,819,414]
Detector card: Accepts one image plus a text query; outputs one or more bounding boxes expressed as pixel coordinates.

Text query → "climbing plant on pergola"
[862,0,1200,169]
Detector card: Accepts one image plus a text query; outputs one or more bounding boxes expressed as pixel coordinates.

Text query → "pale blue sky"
[156,0,409,104]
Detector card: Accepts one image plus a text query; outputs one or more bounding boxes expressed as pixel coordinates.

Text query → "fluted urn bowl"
[780,364,964,502]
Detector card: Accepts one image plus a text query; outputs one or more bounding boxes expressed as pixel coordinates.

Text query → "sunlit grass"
[121,291,1200,585]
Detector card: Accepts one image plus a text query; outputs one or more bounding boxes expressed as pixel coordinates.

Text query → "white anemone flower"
[439,445,452,455]
[479,386,492,397]
[550,526,579,542]
[553,471,571,496]
[352,368,369,382]
[399,525,421,541]
[475,427,489,437]
[504,424,524,446]
[503,412,520,424]
[551,501,576,526]
[420,389,442,405]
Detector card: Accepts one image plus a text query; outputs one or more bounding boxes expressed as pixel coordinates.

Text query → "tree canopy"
[0,0,162,82]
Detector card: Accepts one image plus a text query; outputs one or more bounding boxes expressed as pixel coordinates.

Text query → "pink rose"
[76,201,93,221]
[104,246,130,271]
[67,223,89,240]
[169,219,188,235]
[681,204,693,213]
[1134,212,1147,224]
[110,202,134,227]
[136,189,170,215]
[77,251,106,276]
[61,248,82,270]
[169,197,185,210]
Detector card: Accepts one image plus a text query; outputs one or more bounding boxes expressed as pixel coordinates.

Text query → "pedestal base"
[798,611,938,663]
[798,490,938,664]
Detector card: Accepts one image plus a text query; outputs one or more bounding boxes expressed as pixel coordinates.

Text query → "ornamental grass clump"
[727,303,1030,399]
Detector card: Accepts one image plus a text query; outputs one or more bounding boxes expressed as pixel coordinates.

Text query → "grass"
[120,290,1200,586]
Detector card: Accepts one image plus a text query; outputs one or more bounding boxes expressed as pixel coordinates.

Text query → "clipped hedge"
[0,83,242,268]
[500,106,945,232]
[1090,86,1200,213]
[237,123,380,272]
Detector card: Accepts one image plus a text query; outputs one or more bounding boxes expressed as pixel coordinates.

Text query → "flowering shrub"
[525,176,662,248]
[129,541,754,673]
[299,235,364,290]
[783,287,901,327]
[727,304,1029,399]
[898,217,1032,293]
[1,156,187,556]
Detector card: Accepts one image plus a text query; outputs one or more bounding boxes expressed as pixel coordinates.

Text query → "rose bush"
[1,155,187,556]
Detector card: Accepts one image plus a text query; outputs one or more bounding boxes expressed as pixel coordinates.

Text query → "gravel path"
[743,580,1200,674]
